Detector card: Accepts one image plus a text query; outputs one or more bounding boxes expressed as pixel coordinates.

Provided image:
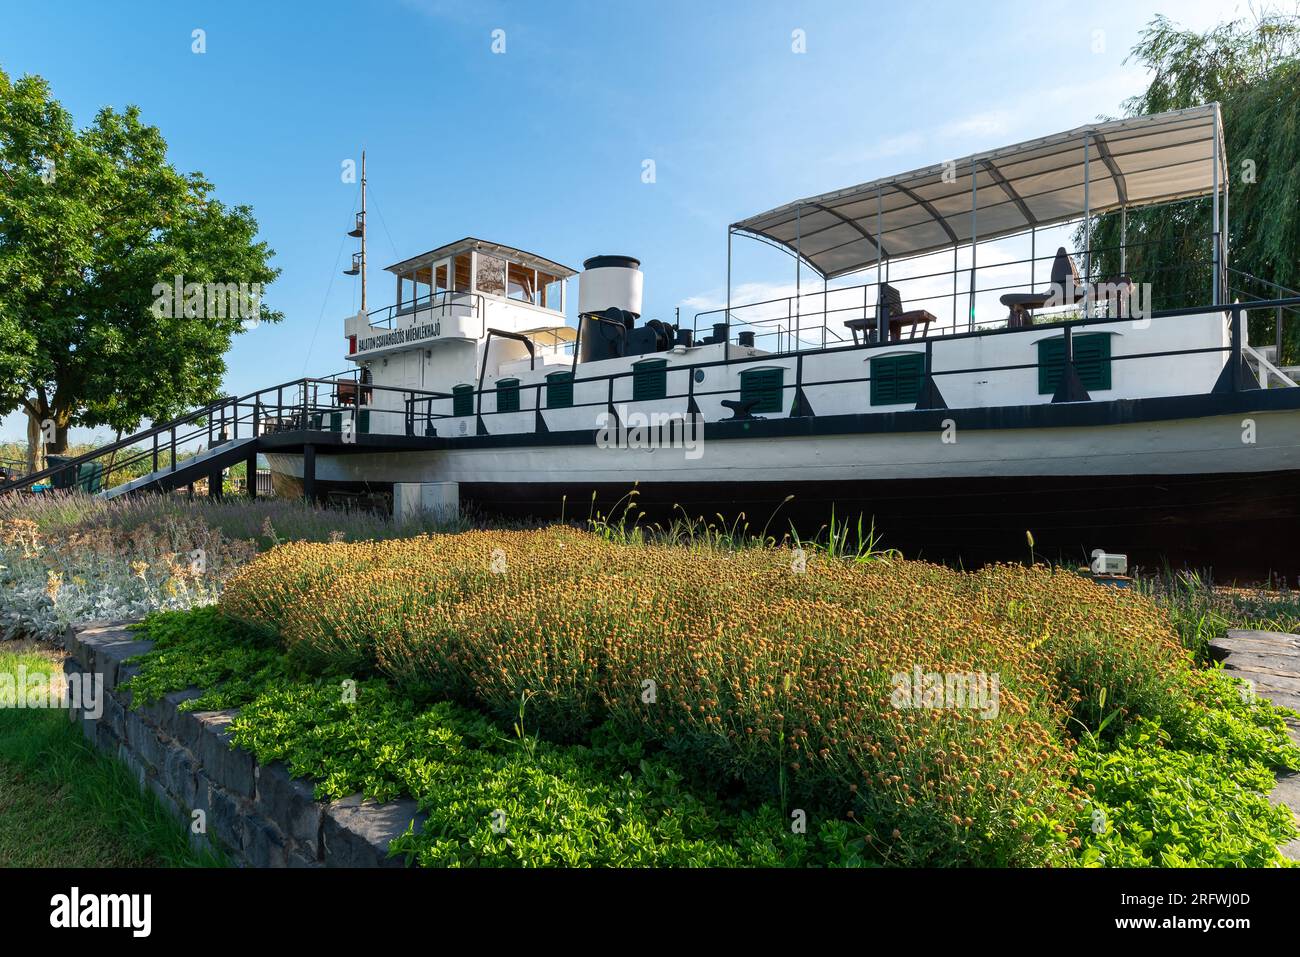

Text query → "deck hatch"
[870,353,925,406]
[497,378,521,413]
[1037,333,1112,394]
[452,384,474,417]
[740,368,785,414]
[632,358,668,402]
[546,371,574,408]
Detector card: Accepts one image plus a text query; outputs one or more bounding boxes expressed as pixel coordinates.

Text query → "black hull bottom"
[300,470,1300,582]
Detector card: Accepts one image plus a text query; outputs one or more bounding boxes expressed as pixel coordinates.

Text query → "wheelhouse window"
[1037,333,1112,394]
[476,254,506,298]
[452,384,474,417]
[870,353,925,406]
[494,259,564,311]
[538,271,563,311]
[413,266,431,307]
[434,262,450,296]
[454,255,472,292]
[496,378,520,413]
[507,262,535,303]
[397,267,432,311]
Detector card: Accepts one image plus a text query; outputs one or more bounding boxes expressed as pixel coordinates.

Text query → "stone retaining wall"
[64,620,425,867]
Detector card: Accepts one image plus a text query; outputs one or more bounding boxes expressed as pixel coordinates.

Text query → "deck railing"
[362,290,486,331]
[691,239,1217,354]
[9,297,1298,497]
[0,373,450,496]
[404,297,1300,438]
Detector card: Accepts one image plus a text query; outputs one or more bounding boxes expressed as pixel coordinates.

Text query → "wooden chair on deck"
[1000,247,1085,327]
[844,283,936,344]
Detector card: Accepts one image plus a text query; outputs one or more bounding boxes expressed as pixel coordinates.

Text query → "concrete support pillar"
[393,482,459,523]
[302,444,316,504]
[246,449,258,499]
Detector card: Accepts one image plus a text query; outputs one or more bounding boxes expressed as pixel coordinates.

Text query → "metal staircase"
[98,437,259,500]
[0,373,450,501]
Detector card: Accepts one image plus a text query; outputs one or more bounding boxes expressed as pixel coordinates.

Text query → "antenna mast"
[360,150,367,311]
[344,149,367,311]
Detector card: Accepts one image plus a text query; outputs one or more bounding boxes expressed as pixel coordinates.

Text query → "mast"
[360,149,367,311]
[344,149,367,310]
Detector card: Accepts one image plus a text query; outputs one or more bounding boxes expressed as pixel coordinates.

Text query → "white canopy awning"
[732,105,1226,279]
[519,324,577,349]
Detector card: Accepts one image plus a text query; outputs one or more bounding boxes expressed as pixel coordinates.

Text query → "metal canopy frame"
[724,104,1229,340]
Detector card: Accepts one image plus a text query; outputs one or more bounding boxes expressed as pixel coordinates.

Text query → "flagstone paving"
[1211,630,1300,861]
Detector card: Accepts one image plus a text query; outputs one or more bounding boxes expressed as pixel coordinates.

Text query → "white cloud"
[939,110,1012,141]
[826,131,926,166]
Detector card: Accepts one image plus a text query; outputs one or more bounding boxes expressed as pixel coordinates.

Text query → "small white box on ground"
[1090,549,1128,575]
[393,482,459,523]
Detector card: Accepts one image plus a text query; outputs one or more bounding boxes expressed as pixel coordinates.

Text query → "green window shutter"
[497,378,520,413]
[632,359,668,401]
[546,371,574,409]
[870,353,925,406]
[329,411,342,432]
[740,368,784,413]
[358,409,370,434]
[1038,333,1111,394]
[452,384,474,417]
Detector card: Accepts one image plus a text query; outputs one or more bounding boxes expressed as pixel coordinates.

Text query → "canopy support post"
[795,205,802,351]
[1212,110,1221,306]
[1223,118,1231,284]
[1120,206,1127,276]
[822,275,828,350]
[875,187,884,343]
[1083,132,1091,317]
[969,158,978,332]
[952,246,958,332]
[725,227,733,347]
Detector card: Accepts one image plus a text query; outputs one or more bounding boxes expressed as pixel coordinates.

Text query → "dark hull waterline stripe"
[284,469,1300,580]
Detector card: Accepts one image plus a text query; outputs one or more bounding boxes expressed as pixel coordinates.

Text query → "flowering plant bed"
[116,527,1300,867]
[0,494,467,643]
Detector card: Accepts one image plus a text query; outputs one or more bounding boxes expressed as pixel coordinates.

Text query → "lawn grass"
[0,645,222,867]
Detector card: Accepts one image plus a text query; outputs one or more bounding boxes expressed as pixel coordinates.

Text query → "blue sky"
[1,0,1242,442]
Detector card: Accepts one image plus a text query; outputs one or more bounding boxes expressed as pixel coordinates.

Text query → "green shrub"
[128,528,1300,868]
[227,678,869,867]
[123,607,287,713]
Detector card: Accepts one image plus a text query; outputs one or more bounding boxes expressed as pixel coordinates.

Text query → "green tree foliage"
[1086,13,1300,358]
[0,67,282,473]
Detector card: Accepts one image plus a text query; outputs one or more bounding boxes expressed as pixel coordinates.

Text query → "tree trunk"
[24,410,47,476]
[49,421,70,454]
